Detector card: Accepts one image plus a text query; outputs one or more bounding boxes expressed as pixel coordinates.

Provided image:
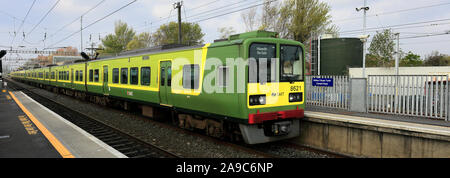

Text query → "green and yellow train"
[10,31,305,144]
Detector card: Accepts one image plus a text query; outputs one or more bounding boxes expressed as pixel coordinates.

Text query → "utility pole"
[356,0,369,78]
[394,32,400,113]
[81,16,83,53]
[395,33,400,76]
[318,34,321,75]
[173,1,183,45]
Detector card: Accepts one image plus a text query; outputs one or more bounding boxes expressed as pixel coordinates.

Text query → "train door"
[103,65,109,95]
[159,61,172,106]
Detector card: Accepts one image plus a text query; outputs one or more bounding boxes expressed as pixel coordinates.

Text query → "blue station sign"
[312,78,334,87]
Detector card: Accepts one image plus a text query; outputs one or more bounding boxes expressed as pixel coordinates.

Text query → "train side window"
[112,68,119,84]
[182,64,199,89]
[80,70,83,82]
[76,71,79,81]
[121,68,128,84]
[51,72,55,79]
[89,69,93,82]
[160,67,165,86]
[130,67,139,85]
[94,69,99,82]
[66,71,69,80]
[141,67,151,86]
[217,66,229,87]
[167,66,172,86]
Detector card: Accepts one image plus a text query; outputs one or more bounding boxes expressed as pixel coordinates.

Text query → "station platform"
[293,106,450,158]
[0,84,126,158]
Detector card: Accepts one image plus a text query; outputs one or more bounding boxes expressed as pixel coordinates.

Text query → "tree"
[282,0,335,42]
[424,51,450,66]
[400,51,422,67]
[152,22,204,46]
[259,0,279,32]
[126,32,152,50]
[241,0,337,42]
[368,29,396,67]
[101,21,136,54]
[241,7,258,32]
[217,27,236,39]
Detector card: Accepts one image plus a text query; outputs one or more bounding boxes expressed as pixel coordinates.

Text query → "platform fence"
[305,75,349,109]
[367,75,449,121]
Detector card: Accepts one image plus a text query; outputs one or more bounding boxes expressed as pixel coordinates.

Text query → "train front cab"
[239,37,305,144]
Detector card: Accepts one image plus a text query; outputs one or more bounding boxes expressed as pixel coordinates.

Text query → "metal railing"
[305,75,349,109]
[368,75,449,121]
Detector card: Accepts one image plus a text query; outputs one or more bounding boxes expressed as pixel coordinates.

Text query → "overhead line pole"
[81,16,83,52]
[46,0,137,49]
[363,0,367,78]
[174,1,183,45]
[356,0,369,78]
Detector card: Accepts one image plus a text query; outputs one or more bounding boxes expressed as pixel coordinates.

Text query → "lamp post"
[356,0,369,78]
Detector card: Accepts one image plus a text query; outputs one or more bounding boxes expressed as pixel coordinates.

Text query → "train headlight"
[249,95,266,106]
[258,95,266,105]
[289,93,303,102]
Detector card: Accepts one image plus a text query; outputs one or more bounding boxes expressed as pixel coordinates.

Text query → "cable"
[134,0,256,33]
[400,32,450,40]
[334,2,450,23]
[186,0,256,21]
[46,0,106,41]
[10,0,36,46]
[340,18,450,34]
[341,22,450,36]
[26,0,61,36]
[46,0,137,49]
[134,0,222,31]
[192,0,279,23]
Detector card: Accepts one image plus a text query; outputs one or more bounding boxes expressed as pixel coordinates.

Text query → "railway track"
[6,79,345,158]
[7,80,180,158]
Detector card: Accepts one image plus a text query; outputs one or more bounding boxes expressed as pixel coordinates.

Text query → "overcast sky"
[1,0,449,63]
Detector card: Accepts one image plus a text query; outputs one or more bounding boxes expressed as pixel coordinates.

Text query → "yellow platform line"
[9,91,75,158]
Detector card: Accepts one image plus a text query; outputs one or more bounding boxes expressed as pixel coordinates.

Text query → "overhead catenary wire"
[133,0,223,31]
[334,2,450,23]
[192,0,279,23]
[339,17,450,35]
[24,0,61,38]
[133,0,258,33]
[185,0,258,22]
[10,0,36,47]
[46,0,107,41]
[46,0,137,49]
[134,0,271,34]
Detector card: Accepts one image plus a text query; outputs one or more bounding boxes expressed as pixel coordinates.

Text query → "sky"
[1,0,449,69]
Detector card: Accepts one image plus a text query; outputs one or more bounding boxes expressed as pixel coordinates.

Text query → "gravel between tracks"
[10,80,334,158]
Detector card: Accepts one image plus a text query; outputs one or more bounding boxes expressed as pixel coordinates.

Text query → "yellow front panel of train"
[247,82,304,108]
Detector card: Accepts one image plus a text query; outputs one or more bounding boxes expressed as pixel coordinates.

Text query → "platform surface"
[0,85,126,158]
[305,111,450,137]
[0,88,61,158]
